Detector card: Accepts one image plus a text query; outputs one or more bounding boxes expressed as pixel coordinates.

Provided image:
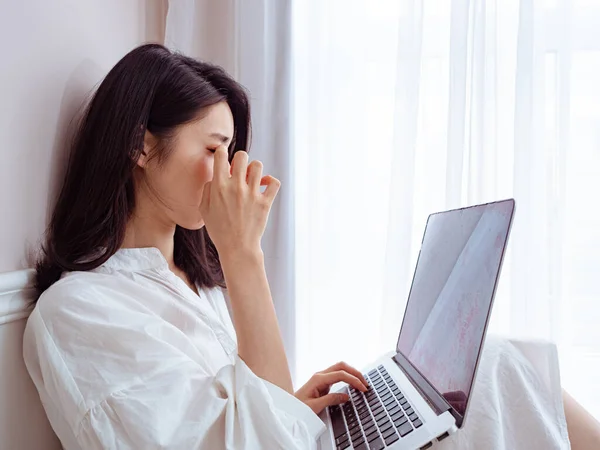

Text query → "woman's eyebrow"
[210,132,232,144]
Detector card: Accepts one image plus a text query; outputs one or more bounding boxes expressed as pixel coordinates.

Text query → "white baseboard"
[0,269,35,325]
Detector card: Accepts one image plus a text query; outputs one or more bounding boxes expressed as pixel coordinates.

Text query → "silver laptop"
[318,199,515,450]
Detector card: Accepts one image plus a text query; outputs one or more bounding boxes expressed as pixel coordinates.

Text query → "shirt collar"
[94,247,169,272]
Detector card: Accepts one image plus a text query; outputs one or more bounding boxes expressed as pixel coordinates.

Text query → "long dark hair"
[35,44,250,297]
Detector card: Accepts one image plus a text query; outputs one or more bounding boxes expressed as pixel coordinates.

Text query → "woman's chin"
[177,219,205,231]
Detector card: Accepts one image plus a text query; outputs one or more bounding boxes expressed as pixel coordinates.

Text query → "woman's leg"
[563,390,600,449]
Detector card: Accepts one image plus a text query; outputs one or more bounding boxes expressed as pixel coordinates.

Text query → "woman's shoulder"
[33,271,129,325]
[38,269,112,298]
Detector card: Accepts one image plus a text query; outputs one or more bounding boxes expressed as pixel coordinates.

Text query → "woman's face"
[138,101,234,230]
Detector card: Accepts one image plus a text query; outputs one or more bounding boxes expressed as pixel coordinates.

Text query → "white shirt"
[23,248,325,450]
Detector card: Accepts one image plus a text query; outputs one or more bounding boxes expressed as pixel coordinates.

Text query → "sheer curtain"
[293,0,600,418]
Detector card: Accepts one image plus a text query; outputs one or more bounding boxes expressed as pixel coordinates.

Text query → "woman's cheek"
[198,157,214,184]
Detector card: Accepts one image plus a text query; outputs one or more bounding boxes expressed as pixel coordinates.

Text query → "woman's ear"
[138,130,157,168]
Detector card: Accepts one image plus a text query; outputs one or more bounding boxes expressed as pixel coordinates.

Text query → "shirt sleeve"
[24,283,326,450]
[75,354,325,450]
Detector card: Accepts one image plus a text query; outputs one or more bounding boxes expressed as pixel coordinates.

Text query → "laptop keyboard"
[328,365,423,450]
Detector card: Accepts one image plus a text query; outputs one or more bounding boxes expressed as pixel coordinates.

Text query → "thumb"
[310,392,350,414]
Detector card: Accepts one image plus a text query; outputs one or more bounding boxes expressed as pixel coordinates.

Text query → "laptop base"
[318,353,457,450]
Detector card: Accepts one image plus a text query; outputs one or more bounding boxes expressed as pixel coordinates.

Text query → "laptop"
[318,199,515,450]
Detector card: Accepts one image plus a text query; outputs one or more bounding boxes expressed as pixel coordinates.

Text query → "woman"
[24,44,598,449]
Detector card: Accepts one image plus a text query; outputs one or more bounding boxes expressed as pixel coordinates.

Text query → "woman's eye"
[207,147,217,154]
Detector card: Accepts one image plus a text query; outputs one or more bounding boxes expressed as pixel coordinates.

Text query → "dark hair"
[35,44,250,297]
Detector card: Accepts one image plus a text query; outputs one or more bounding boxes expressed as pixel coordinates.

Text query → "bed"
[0,269,61,449]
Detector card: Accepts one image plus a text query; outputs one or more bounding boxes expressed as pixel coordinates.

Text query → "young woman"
[24,44,599,449]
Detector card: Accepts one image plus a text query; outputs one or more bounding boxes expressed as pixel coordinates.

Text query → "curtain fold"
[293,0,600,418]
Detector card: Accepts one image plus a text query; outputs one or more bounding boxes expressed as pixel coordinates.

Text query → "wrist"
[219,245,264,268]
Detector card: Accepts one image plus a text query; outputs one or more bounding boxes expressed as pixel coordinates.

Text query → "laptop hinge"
[392,351,455,418]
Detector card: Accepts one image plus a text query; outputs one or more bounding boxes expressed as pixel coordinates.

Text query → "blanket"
[437,336,570,449]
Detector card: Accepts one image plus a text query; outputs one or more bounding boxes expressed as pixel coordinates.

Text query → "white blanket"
[437,336,570,449]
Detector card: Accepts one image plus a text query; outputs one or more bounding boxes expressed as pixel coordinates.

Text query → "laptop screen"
[396,200,514,417]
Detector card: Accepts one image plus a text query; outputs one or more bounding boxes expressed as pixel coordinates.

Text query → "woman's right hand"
[200,145,280,259]
[295,362,369,414]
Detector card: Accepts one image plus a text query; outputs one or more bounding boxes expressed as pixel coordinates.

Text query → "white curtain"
[293,0,600,418]
[164,0,299,378]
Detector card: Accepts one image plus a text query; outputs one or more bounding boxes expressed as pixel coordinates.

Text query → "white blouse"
[23,248,325,450]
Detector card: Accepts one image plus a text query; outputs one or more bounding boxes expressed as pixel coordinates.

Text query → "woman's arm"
[200,146,292,393]
[220,249,293,393]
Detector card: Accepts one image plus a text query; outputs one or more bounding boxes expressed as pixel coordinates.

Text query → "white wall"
[0,0,166,273]
[0,3,166,448]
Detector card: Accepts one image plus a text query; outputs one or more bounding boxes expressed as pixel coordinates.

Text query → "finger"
[212,145,231,185]
[310,392,350,414]
[231,150,249,183]
[321,362,369,389]
[246,160,263,193]
[319,370,368,393]
[261,175,281,201]
[320,364,369,391]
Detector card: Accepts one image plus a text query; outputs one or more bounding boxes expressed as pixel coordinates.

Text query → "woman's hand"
[200,145,280,258]
[295,362,369,414]
[200,145,293,392]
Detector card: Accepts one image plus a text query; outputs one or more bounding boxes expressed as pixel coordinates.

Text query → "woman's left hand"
[295,362,369,414]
